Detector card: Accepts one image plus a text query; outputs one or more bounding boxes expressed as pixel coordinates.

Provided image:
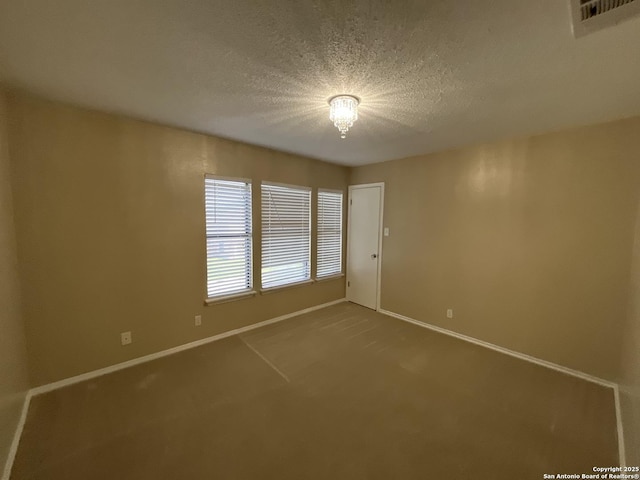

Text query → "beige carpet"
[11,302,618,479]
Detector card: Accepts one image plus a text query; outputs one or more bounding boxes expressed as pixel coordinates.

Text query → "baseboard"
[10,300,627,475]
[3,299,346,480]
[378,308,626,466]
[31,298,346,397]
[1,391,32,480]
[613,385,626,468]
[378,309,615,388]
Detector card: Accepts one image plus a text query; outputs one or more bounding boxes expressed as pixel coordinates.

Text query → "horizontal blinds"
[205,178,252,298]
[262,183,311,288]
[317,190,343,277]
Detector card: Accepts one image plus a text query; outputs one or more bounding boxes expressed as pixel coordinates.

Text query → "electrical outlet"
[446,309,454,319]
[120,331,132,345]
[195,315,202,326]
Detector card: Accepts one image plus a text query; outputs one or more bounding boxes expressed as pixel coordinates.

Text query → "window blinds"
[317,190,343,278]
[261,183,311,289]
[205,177,252,298]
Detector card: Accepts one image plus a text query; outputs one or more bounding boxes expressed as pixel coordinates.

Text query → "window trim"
[261,180,312,192]
[259,278,314,295]
[316,188,344,279]
[204,289,257,306]
[315,273,345,283]
[204,174,254,301]
[260,181,312,290]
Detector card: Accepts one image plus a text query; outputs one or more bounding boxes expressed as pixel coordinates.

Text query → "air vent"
[570,0,640,37]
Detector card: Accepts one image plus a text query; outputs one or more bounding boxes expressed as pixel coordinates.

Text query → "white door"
[347,184,383,310]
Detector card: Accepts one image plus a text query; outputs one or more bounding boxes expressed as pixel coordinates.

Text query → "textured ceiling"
[1,1,640,166]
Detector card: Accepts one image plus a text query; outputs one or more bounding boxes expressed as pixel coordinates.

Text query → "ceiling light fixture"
[329,95,359,139]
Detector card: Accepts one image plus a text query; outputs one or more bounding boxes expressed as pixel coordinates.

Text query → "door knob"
[371,253,377,259]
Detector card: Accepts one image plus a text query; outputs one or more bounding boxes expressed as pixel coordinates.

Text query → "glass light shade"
[329,95,359,139]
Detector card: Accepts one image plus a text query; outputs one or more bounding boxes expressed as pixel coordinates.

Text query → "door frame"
[347,182,385,311]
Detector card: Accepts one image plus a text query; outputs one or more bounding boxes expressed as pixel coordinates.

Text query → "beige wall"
[351,117,640,381]
[0,89,30,472]
[7,92,349,386]
[6,88,640,458]
[621,198,640,466]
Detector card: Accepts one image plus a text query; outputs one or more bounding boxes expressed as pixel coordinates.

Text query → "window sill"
[315,273,345,283]
[204,290,257,306]
[260,279,315,295]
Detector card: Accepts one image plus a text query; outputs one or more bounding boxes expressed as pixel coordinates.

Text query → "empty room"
[1,1,639,479]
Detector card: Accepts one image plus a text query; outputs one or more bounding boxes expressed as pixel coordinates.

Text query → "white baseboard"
[7,300,627,476]
[613,385,626,468]
[378,309,615,387]
[378,308,626,466]
[2,391,32,480]
[3,298,345,480]
[31,298,346,397]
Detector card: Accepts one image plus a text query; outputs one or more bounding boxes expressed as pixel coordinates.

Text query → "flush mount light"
[329,95,359,139]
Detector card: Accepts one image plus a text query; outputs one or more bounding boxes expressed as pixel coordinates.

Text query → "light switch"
[384,227,389,237]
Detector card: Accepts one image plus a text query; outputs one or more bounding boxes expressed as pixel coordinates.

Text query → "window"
[261,183,311,289]
[317,190,343,278]
[205,176,253,299]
